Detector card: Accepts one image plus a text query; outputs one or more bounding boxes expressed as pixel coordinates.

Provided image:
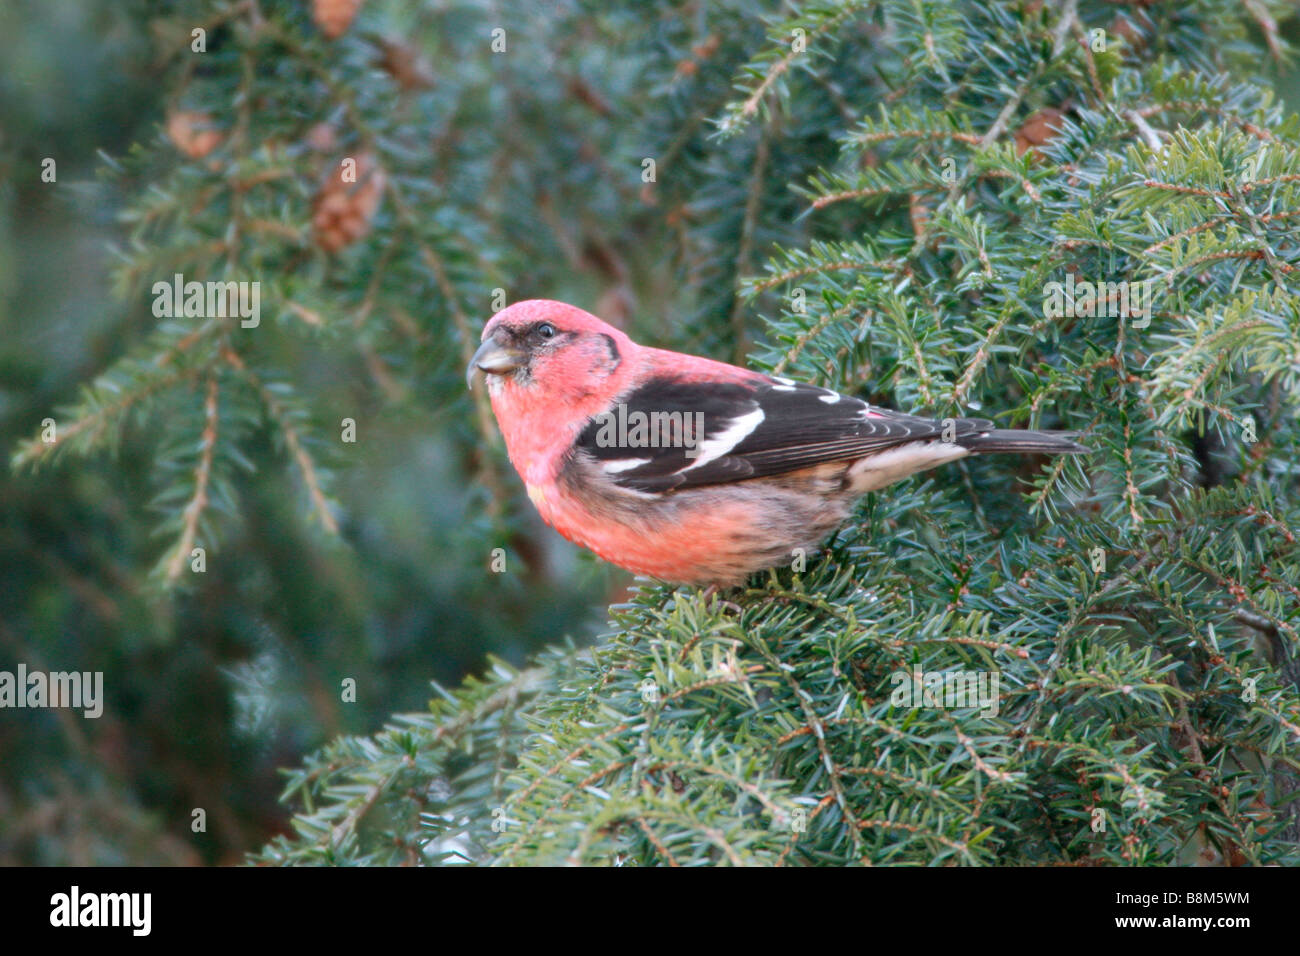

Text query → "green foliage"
[253,0,1300,865]
[257,479,1300,865]
[8,0,1300,864]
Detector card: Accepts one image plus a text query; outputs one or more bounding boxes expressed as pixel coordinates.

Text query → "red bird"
[468,300,1086,586]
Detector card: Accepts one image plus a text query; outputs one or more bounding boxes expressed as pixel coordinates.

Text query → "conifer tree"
[11,0,1300,864]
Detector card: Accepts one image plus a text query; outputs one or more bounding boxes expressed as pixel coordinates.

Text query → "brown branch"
[13,367,198,467]
[1244,0,1283,62]
[222,347,339,534]
[809,184,895,210]
[166,373,220,582]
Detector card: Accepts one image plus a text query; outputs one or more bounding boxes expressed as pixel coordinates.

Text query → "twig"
[980,0,1079,149]
[166,373,220,581]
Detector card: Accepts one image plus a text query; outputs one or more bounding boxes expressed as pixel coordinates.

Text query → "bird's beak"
[466,337,526,389]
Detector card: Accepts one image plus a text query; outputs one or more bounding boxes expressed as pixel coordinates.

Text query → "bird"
[467,299,1087,586]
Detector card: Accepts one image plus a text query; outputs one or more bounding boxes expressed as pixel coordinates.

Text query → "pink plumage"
[468,300,1085,585]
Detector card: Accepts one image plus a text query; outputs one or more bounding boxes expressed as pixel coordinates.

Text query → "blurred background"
[2,0,1299,865]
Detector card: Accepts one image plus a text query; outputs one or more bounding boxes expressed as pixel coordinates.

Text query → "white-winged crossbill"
[468,299,1086,586]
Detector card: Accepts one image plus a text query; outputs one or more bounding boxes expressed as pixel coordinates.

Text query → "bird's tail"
[956,429,1089,455]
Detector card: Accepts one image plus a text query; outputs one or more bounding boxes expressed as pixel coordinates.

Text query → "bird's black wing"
[573,376,991,493]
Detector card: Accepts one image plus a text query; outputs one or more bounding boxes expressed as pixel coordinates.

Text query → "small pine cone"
[374,37,434,91]
[312,153,386,253]
[166,110,222,159]
[1014,107,1066,158]
[312,0,364,40]
[691,35,721,59]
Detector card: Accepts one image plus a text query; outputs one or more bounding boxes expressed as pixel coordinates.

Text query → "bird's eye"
[536,322,556,340]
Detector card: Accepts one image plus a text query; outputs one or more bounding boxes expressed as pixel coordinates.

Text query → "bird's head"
[466,299,631,400]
